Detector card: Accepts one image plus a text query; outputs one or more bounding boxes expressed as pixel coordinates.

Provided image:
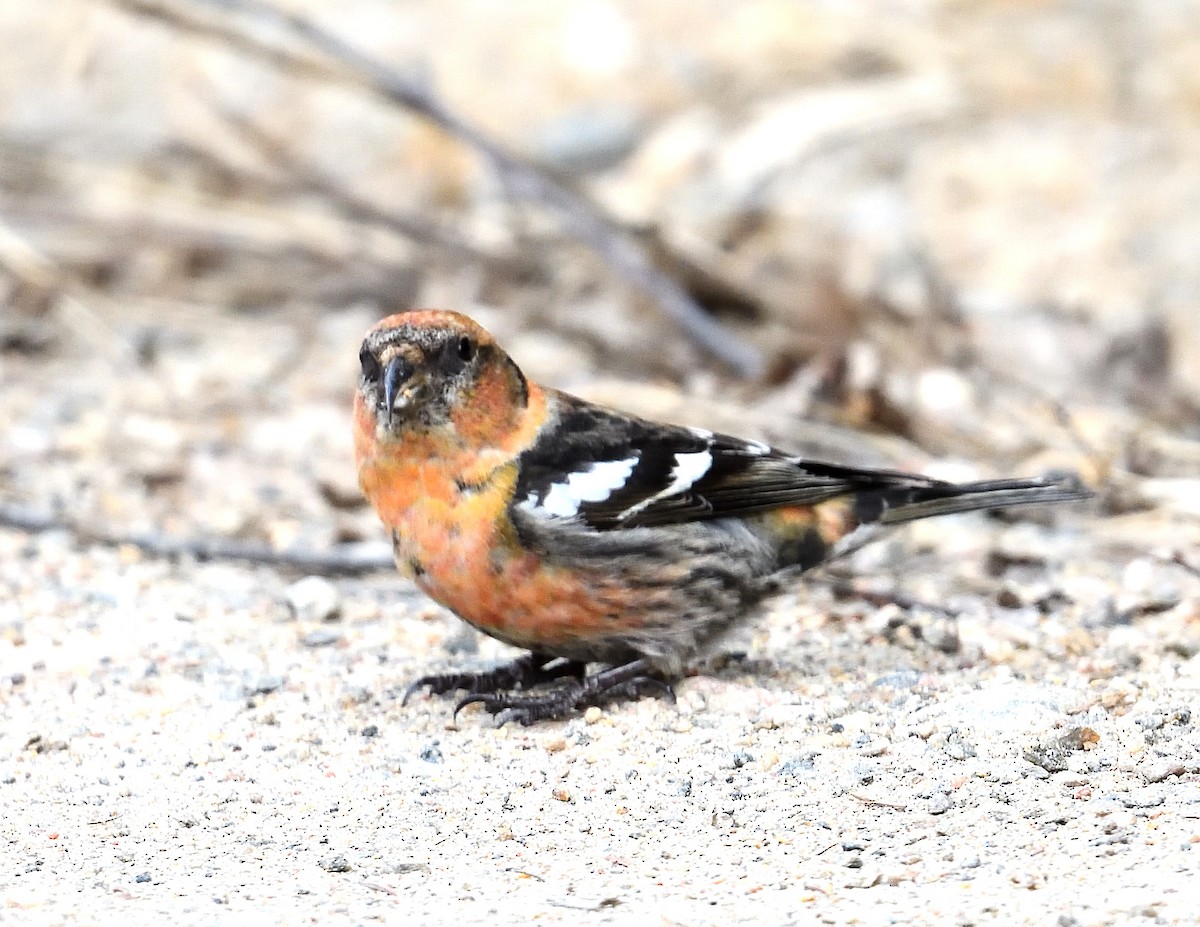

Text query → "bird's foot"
[402,653,584,705]
[455,658,675,725]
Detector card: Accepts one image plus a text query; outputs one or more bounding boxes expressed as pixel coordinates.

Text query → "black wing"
[513,393,1091,531]
[511,394,943,529]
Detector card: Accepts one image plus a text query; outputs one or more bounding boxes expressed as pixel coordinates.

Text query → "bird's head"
[355,310,530,446]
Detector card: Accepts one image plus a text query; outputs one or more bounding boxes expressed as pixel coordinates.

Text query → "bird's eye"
[456,336,475,362]
[359,345,382,382]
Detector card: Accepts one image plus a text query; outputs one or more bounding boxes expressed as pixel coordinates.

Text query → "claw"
[635,676,676,703]
[402,654,584,710]
[494,708,531,727]
[452,692,493,719]
[410,657,676,723]
[401,678,432,706]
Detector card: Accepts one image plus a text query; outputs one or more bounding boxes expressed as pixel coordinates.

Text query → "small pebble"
[321,855,352,873]
[285,576,341,623]
[583,706,603,724]
[873,670,922,689]
[778,755,816,777]
[302,627,343,648]
[1140,761,1186,783]
[858,738,889,757]
[1121,788,1166,809]
[249,676,284,696]
[927,793,952,815]
[731,750,754,769]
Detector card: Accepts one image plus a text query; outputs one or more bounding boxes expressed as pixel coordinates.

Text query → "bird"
[353,309,1091,724]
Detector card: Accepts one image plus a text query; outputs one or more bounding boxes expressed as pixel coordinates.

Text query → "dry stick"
[820,570,959,617]
[0,218,140,364]
[107,0,764,378]
[210,106,517,270]
[848,792,908,811]
[1166,551,1200,579]
[0,502,395,575]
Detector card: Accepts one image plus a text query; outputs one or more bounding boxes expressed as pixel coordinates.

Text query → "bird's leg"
[403,652,583,704]
[455,658,675,725]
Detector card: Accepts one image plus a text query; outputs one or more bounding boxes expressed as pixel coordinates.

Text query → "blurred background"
[6,9,1200,916]
[2,0,1198,559]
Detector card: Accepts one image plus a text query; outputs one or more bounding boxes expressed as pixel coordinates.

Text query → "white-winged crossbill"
[354,310,1090,724]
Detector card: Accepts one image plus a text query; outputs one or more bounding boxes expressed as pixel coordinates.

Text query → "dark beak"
[382,356,414,425]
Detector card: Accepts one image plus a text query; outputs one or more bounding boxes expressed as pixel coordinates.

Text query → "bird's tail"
[864,473,1094,526]
[761,467,1091,582]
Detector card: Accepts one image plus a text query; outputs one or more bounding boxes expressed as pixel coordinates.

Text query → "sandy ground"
[3,510,1200,927]
[4,2,1200,924]
[2,310,1199,927]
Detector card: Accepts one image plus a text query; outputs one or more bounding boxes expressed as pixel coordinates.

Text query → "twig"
[1165,551,1200,579]
[0,501,394,574]
[504,868,545,882]
[547,898,622,912]
[0,217,138,363]
[848,792,908,811]
[820,570,958,617]
[104,0,765,377]
[209,105,517,269]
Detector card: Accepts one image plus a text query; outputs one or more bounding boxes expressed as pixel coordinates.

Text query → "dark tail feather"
[869,473,1093,526]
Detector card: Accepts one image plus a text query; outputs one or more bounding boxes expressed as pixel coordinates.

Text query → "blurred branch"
[1166,551,1200,579]
[0,501,395,574]
[105,0,765,377]
[0,216,140,361]
[0,220,59,301]
[820,569,958,616]
[209,105,514,270]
